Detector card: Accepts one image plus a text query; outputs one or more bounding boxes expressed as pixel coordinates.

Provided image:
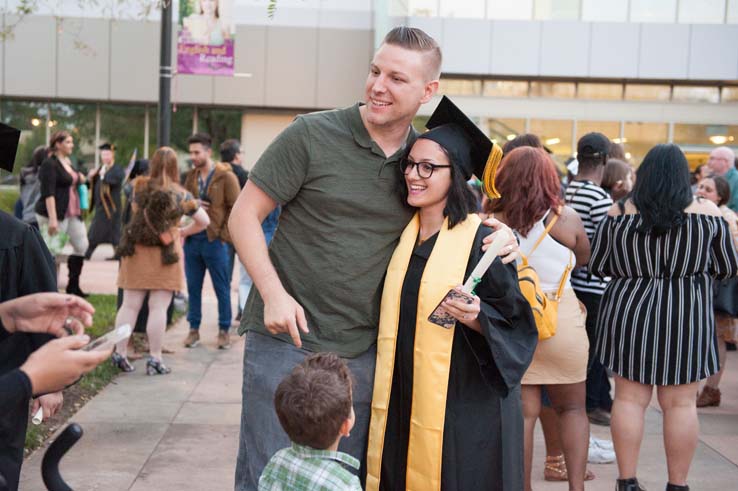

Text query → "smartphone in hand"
[428,289,474,329]
[82,324,132,352]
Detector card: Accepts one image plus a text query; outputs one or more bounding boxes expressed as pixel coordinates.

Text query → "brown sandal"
[544,455,595,482]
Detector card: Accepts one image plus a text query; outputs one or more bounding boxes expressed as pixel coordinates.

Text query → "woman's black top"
[34,155,74,219]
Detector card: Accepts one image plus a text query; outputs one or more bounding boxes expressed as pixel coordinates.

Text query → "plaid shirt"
[258,443,362,491]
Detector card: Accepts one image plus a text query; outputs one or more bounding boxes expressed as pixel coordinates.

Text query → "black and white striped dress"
[590,213,738,385]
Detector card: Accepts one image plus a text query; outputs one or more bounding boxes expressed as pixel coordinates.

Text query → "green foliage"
[179,0,194,25]
[0,187,20,214]
[85,294,120,339]
[268,0,278,19]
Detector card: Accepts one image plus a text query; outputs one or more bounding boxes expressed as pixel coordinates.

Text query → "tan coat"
[184,162,240,243]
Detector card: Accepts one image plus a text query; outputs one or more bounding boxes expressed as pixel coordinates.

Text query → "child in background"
[258,352,361,491]
[601,158,634,202]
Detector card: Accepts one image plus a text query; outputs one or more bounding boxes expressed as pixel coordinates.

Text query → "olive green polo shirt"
[240,103,416,358]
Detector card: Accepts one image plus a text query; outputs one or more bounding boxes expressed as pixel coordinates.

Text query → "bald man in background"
[708,146,738,212]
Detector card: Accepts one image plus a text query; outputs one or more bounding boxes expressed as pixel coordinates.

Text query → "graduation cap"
[0,122,21,172]
[418,96,503,198]
[98,142,115,151]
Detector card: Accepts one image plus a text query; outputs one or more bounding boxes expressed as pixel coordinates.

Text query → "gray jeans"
[234,331,376,491]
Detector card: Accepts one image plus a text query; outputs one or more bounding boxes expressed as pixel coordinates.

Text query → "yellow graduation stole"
[366,212,481,491]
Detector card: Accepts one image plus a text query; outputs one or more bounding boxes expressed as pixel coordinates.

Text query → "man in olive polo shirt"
[229,27,517,491]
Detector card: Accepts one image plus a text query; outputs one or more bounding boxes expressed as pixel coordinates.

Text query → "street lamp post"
[157,0,173,147]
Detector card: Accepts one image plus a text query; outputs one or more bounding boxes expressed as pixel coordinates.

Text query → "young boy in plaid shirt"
[258,353,361,491]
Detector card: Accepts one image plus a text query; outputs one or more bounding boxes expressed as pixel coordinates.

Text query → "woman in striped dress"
[590,144,738,491]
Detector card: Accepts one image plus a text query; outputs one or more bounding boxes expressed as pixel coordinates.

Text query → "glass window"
[630,0,677,23]
[623,122,668,165]
[482,80,529,97]
[577,83,623,100]
[624,84,671,101]
[0,101,49,174]
[488,118,526,145]
[196,107,243,156]
[722,87,738,102]
[441,0,485,18]
[534,0,579,20]
[673,124,738,147]
[408,0,439,16]
[438,78,483,96]
[582,0,628,21]
[48,103,97,171]
[487,0,533,20]
[672,86,720,103]
[530,81,576,98]
[529,119,574,164]
[678,0,725,24]
[576,121,621,142]
[729,0,738,23]
[99,104,146,169]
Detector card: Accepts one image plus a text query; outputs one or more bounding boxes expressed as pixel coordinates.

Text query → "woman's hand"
[442,286,482,333]
[48,220,59,236]
[481,217,520,264]
[32,391,64,422]
[0,292,94,337]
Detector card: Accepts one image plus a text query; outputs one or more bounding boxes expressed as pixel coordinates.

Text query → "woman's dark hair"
[49,130,71,152]
[397,145,477,229]
[27,146,47,170]
[486,147,563,237]
[502,133,542,154]
[632,144,693,235]
[710,175,731,207]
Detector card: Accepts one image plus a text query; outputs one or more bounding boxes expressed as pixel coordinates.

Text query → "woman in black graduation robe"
[379,226,537,491]
[366,96,537,491]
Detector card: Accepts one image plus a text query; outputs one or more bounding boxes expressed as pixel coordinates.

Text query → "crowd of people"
[3,25,738,491]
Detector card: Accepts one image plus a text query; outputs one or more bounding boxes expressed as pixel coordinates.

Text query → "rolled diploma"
[462,229,512,293]
[32,406,43,425]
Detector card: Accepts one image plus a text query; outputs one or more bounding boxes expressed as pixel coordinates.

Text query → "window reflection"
[100,104,146,168]
[488,118,526,145]
[530,81,576,98]
[1,101,49,173]
[623,122,668,166]
[530,119,573,164]
[441,0,485,18]
[674,124,738,147]
[534,0,580,20]
[582,0,628,21]
[630,0,678,23]
[624,84,671,101]
[439,78,483,96]
[577,121,621,142]
[577,83,623,100]
[722,87,738,102]
[483,80,529,97]
[677,0,725,24]
[672,86,720,103]
[487,0,533,19]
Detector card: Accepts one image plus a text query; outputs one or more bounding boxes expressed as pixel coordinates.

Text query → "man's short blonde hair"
[382,26,442,80]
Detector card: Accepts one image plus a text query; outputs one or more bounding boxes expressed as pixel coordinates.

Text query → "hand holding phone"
[82,324,132,352]
[428,289,475,329]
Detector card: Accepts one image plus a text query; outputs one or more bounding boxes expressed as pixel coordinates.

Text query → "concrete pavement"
[19,246,738,490]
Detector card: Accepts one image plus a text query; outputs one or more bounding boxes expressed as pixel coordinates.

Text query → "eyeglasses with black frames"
[400,158,452,179]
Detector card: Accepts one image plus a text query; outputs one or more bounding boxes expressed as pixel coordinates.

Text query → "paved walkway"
[19,246,738,490]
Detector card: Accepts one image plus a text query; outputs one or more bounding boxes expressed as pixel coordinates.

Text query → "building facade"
[1,0,737,170]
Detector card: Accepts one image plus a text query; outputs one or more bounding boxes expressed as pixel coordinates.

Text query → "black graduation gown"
[0,211,57,491]
[379,225,537,491]
[88,163,125,246]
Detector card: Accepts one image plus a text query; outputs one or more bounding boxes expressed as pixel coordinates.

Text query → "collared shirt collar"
[347,102,418,160]
[290,442,360,470]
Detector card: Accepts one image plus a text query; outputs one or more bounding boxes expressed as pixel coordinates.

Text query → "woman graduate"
[366,96,538,491]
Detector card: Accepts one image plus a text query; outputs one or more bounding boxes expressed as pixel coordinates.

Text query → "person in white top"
[486,146,591,491]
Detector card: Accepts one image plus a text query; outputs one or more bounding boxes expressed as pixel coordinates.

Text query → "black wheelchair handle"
[41,423,83,491]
